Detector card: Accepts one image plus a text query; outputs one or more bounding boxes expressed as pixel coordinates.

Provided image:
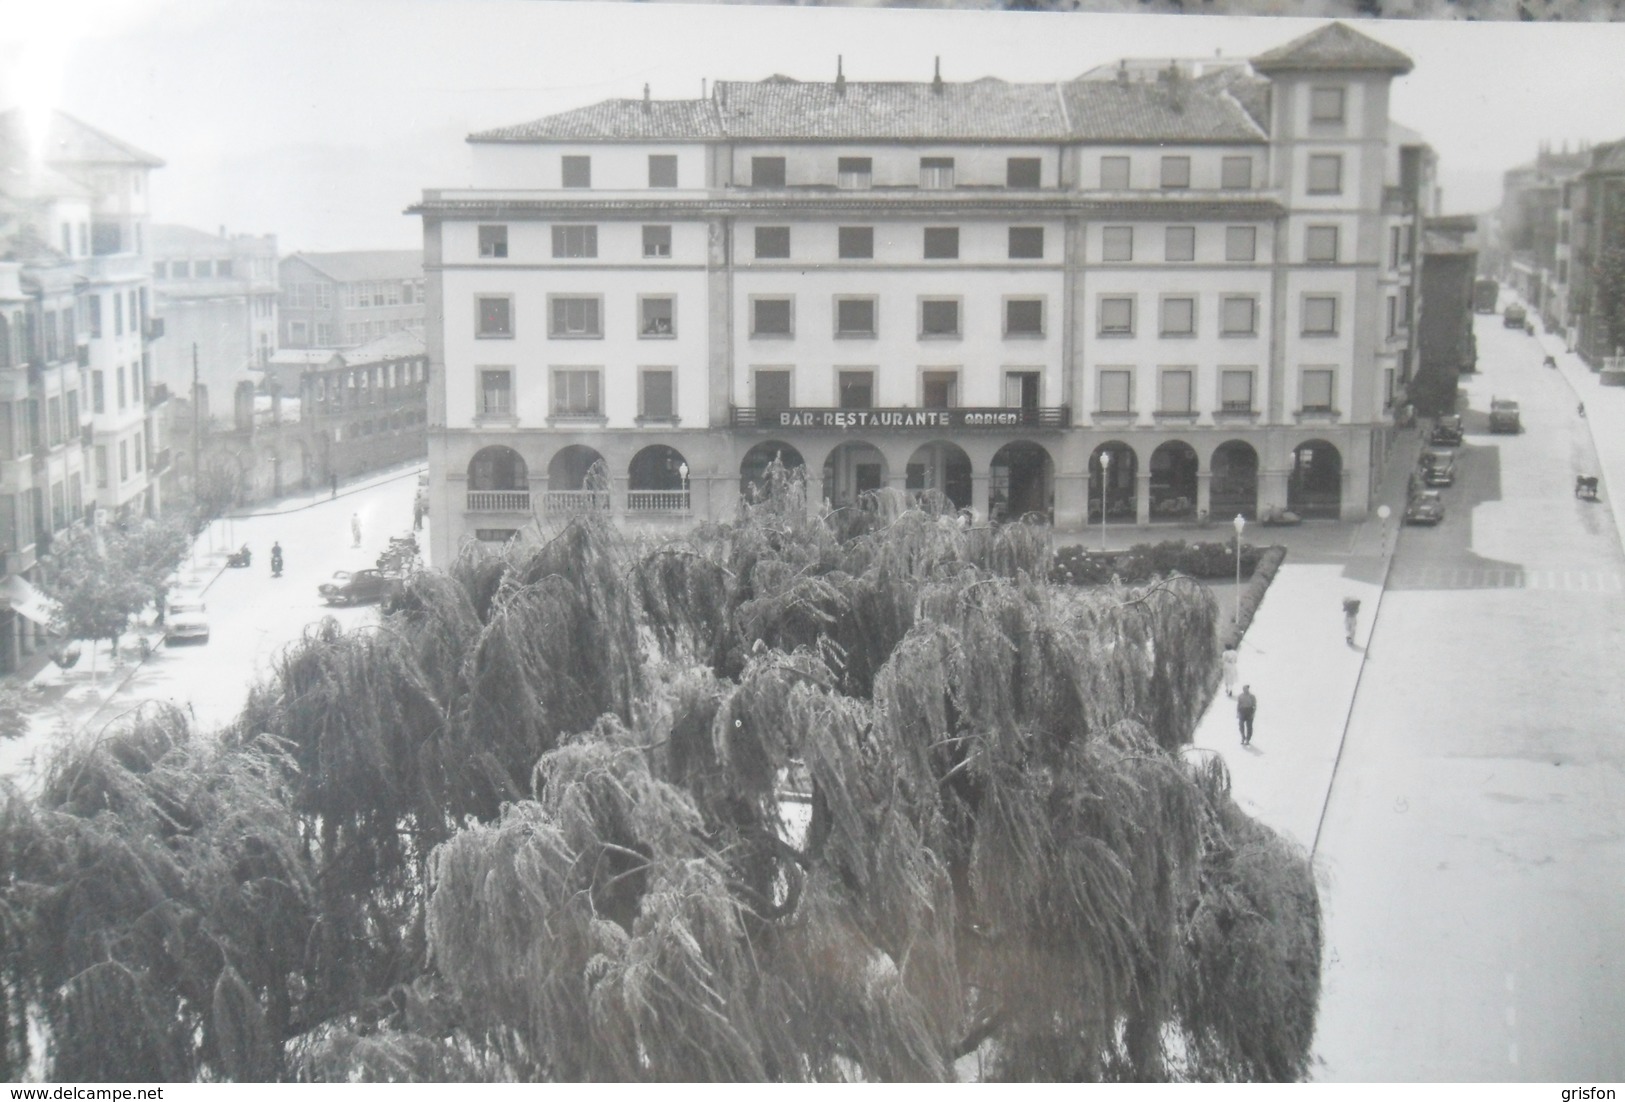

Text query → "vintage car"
[1489,397,1522,434]
[1430,414,1464,446]
[1419,448,1457,487]
[1404,491,1446,526]
[1503,303,1528,328]
[318,568,401,606]
[164,593,210,645]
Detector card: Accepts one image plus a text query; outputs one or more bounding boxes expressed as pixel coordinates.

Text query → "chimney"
[1165,60,1185,111]
[1116,58,1129,84]
[836,55,846,96]
[642,83,651,114]
[932,56,943,94]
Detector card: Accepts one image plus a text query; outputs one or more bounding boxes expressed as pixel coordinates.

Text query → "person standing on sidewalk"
[1237,685,1257,746]
[1343,597,1360,646]
[351,512,362,548]
[1222,644,1238,697]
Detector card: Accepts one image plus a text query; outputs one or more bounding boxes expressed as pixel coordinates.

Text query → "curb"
[1535,332,1625,557]
[224,462,425,520]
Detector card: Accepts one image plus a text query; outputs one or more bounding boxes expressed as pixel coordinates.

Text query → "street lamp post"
[1099,451,1112,553]
[1376,503,1392,553]
[1233,514,1246,626]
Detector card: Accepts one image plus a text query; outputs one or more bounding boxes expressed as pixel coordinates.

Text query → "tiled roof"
[344,329,426,364]
[284,250,422,283]
[1061,78,1266,142]
[0,109,163,168]
[1251,22,1413,76]
[470,99,724,142]
[1584,139,1625,175]
[1192,65,1271,134]
[713,79,1070,141]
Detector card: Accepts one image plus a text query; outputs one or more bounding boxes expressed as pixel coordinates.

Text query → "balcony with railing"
[730,405,1070,431]
[466,489,531,512]
[626,489,690,514]
[542,490,611,515]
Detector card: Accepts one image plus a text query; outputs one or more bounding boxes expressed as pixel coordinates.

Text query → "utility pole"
[192,342,204,550]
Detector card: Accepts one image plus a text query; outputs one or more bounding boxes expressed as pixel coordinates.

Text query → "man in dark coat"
[1237,685,1257,746]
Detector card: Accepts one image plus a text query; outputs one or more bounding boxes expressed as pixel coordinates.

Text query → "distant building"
[278,251,424,350]
[1495,143,1591,325]
[1566,138,1625,367]
[1416,216,1480,415]
[0,109,163,672]
[150,224,279,424]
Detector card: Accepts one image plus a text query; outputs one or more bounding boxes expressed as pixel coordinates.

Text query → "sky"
[2,0,1622,253]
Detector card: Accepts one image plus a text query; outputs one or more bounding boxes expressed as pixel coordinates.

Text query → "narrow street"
[1313,312,1625,1079]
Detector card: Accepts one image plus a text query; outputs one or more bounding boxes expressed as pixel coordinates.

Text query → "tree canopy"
[0,478,1320,1083]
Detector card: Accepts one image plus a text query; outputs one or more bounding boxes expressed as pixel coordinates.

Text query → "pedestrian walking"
[331,472,339,499]
[1343,597,1361,646]
[413,499,425,531]
[351,512,362,548]
[1236,685,1256,746]
[1221,645,1238,697]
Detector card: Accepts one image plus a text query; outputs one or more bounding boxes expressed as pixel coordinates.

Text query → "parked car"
[1489,397,1522,434]
[1503,303,1527,328]
[1420,448,1457,487]
[318,568,401,606]
[164,593,210,644]
[1404,490,1446,526]
[1430,414,1464,446]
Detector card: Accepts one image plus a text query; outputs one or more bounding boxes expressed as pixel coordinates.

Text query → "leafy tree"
[2,481,1322,1083]
[40,526,152,674]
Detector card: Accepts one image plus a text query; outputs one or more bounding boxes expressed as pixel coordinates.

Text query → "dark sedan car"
[1419,448,1457,487]
[1404,491,1446,526]
[318,568,400,606]
[1430,415,1464,447]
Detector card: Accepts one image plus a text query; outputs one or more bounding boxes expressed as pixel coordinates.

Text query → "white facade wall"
[1073,143,1270,191]
[469,143,712,191]
[729,143,1061,190]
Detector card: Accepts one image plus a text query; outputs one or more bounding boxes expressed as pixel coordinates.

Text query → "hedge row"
[1050,539,1265,587]
[1218,544,1288,651]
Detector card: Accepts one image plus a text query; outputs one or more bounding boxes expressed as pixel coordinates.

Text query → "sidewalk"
[1185,429,1421,853]
[1534,327,1625,556]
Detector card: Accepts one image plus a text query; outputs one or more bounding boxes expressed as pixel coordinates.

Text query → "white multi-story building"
[415,21,1420,563]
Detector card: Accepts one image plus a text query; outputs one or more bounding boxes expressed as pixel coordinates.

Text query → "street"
[1312,310,1625,1078]
[0,469,423,785]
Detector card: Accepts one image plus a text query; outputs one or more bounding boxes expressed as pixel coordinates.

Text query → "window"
[119,440,128,482]
[921,371,958,407]
[1098,369,1133,414]
[133,431,143,471]
[1103,226,1133,262]
[194,260,213,278]
[1226,226,1257,262]
[1221,296,1257,336]
[1310,86,1346,124]
[475,529,520,544]
[835,298,877,337]
[640,369,675,420]
[1160,297,1196,337]
[562,155,591,188]
[152,262,166,280]
[478,225,509,258]
[1004,298,1044,337]
[1099,297,1135,337]
[1005,371,1041,409]
[548,296,601,338]
[477,369,513,417]
[95,445,107,488]
[752,156,786,187]
[1008,227,1044,260]
[1101,156,1130,190]
[837,157,872,190]
[754,226,789,259]
[1307,154,1342,195]
[641,225,672,259]
[47,396,61,447]
[754,369,791,411]
[923,227,959,260]
[551,225,598,258]
[1221,156,1253,189]
[1301,368,1335,412]
[920,157,954,189]
[88,295,102,338]
[1007,157,1041,188]
[66,390,77,428]
[920,299,960,338]
[1306,226,1339,263]
[289,320,307,344]
[1220,369,1255,412]
[217,259,233,277]
[114,295,123,337]
[837,370,874,409]
[117,366,127,409]
[477,296,514,338]
[1161,156,1191,189]
[1397,286,1411,326]
[838,226,874,260]
[752,298,793,337]
[1386,295,1398,337]
[639,297,676,337]
[1302,295,1339,336]
[648,154,678,188]
[316,322,332,346]
[552,369,602,416]
[315,283,331,308]
[1165,226,1196,262]
[1159,369,1194,414]
[1389,226,1402,269]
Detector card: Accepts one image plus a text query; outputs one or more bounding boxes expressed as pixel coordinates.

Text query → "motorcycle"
[226,544,252,568]
[270,548,284,578]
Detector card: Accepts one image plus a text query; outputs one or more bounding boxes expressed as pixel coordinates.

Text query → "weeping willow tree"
[0,475,1320,1083]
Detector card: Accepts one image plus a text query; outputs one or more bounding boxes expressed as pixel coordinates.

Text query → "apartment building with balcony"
[415,21,1419,561]
[279,251,424,351]
[151,224,279,419]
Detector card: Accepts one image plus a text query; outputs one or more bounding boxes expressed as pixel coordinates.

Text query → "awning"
[1,575,59,627]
